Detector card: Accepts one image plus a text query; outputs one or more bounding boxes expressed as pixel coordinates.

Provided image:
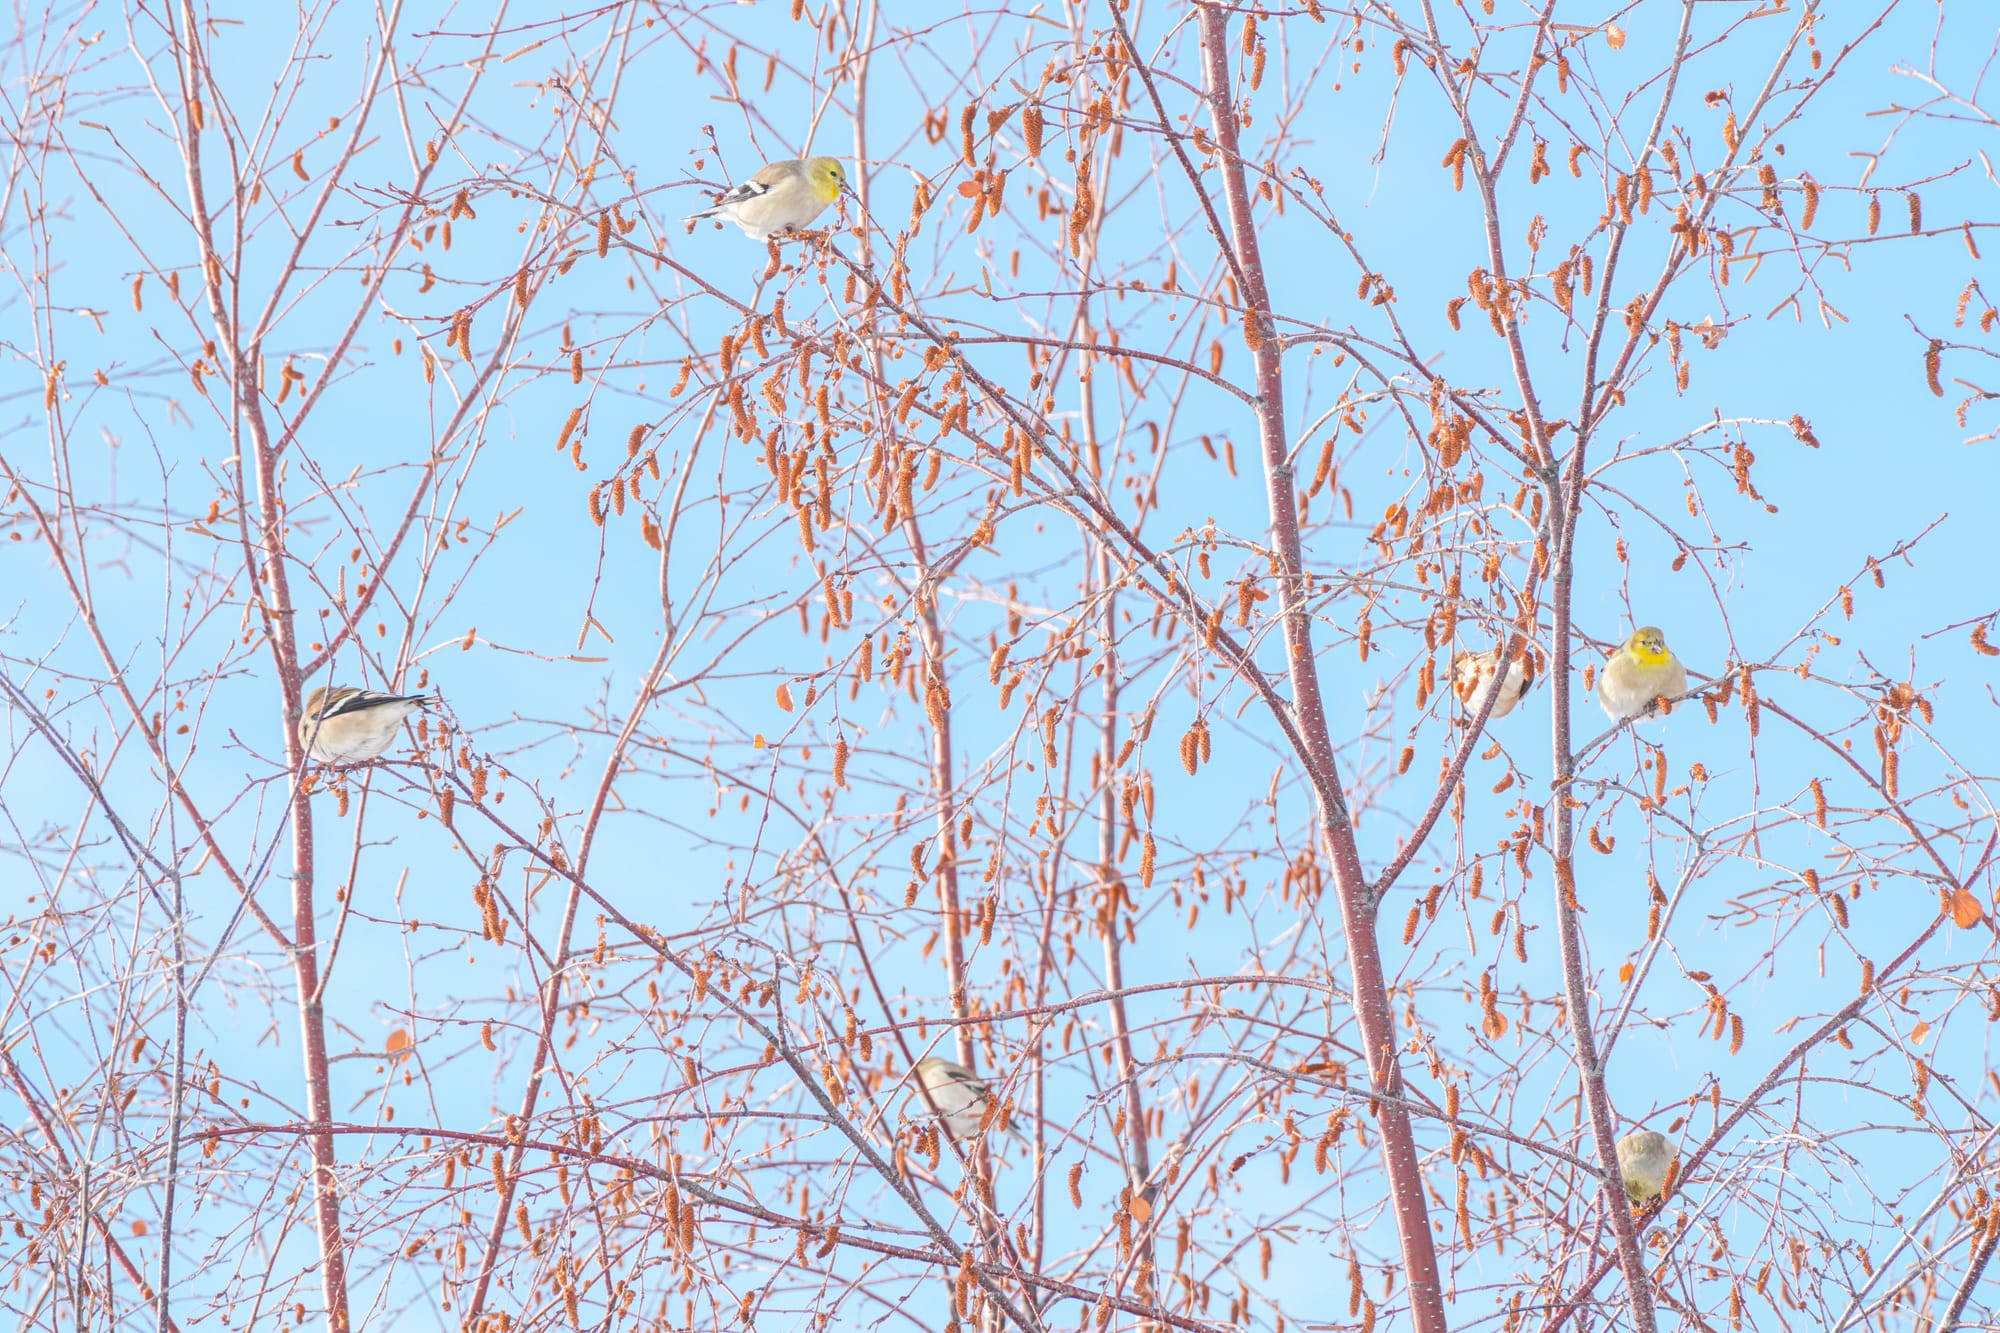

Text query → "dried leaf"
[1950,886,1985,929]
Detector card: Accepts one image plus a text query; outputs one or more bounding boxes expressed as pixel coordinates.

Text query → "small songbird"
[686,157,848,240]
[1616,1128,1675,1205]
[1450,646,1536,718]
[1597,626,1689,720]
[912,1055,1027,1144]
[298,685,431,764]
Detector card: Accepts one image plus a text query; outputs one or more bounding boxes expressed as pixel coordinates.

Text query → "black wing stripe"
[324,692,425,719]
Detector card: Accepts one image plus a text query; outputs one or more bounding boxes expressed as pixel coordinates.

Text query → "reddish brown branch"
[1192,7,1447,1330]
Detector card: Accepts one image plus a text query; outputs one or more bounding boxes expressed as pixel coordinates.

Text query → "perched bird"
[1597,626,1688,720]
[298,686,431,764]
[1451,646,1536,718]
[911,1056,1027,1144]
[686,157,848,240]
[1616,1128,1675,1205]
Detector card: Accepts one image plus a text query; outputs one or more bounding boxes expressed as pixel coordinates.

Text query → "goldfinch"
[1451,646,1536,718]
[1616,1128,1675,1205]
[298,686,431,764]
[911,1056,1027,1144]
[686,157,847,240]
[1597,627,1688,720]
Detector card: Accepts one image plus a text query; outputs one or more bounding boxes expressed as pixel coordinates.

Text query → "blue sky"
[2,2,1997,1330]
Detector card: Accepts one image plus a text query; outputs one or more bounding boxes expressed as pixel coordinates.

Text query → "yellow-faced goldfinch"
[686,157,847,240]
[299,686,431,764]
[1616,1128,1675,1204]
[1597,627,1688,720]
[912,1055,1027,1144]
[1451,646,1536,718]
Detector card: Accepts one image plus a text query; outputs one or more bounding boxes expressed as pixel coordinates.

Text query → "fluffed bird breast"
[1450,646,1536,718]
[1616,1129,1675,1204]
[1598,629,1688,721]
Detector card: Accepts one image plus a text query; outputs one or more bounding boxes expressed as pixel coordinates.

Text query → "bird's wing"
[712,177,776,207]
[707,161,799,208]
[930,1068,1001,1110]
[322,690,425,718]
[310,686,356,718]
[928,1064,984,1092]
[688,167,785,220]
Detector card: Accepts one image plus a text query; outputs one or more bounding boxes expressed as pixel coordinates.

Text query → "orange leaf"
[1911,1020,1931,1045]
[1950,886,1985,929]
[1605,23,1627,49]
[386,1029,412,1057]
[956,181,980,198]
[1131,1195,1153,1223]
[1618,962,1634,983]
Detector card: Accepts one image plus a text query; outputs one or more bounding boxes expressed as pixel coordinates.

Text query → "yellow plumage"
[1597,627,1688,720]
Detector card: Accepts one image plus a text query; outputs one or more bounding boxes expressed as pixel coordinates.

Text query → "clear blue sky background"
[2,2,1997,1330]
